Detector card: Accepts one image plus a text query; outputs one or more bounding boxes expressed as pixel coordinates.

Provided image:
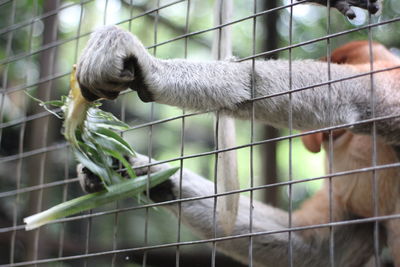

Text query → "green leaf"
[41,100,65,107]
[86,108,130,131]
[25,90,46,103]
[24,167,179,230]
[82,131,121,180]
[77,126,134,187]
[103,148,136,180]
[25,91,64,119]
[91,127,135,156]
[73,148,114,188]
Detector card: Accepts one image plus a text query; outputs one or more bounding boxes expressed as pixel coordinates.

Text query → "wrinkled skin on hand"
[76,25,153,102]
[303,0,382,19]
[76,26,139,101]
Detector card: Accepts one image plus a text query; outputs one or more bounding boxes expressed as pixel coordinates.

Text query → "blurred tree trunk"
[261,0,280,206]
[25,0,60,262]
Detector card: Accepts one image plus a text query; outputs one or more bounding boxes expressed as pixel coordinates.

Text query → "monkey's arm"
[77,26,399,145]
[81,154,372,267]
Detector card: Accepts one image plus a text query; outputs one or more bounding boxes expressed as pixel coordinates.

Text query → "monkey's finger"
[335,2,356,19]
[348,0,381,14]
[367,2,380,14]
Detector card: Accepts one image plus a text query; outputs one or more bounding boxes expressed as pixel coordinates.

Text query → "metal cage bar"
[0,0,399,266]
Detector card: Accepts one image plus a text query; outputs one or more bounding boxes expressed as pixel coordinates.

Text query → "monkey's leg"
[293,187,336,239]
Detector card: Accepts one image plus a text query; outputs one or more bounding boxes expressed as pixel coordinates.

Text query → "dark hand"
[304,0,382,19]
[77,154,176,203]
[76,26,137,101]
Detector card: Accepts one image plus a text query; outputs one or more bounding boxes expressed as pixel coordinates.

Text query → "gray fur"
[123,154,376,267]
[75,26,396,265]
[77,26,398,145]
[77,154,377,266]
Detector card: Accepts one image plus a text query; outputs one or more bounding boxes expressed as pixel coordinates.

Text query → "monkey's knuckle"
[130,155,149,168]
[77,164,105,193]
[130,155,169,176]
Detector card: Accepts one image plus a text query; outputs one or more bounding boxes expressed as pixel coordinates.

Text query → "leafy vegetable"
[24,66,178,230]
[24,167,179,230]
[27,65,136,189]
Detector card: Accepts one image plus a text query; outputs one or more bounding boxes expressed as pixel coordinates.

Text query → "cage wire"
[1,0,400,266]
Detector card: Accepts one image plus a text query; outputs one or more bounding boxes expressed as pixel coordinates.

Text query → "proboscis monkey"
[76,32,400,266]
[299,40,400,266]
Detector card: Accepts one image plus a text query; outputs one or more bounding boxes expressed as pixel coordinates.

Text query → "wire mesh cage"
[1,0,400,266]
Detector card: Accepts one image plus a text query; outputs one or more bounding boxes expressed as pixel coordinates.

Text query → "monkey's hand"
[76,26,154,102]
[77,154,176,202]
[302,0,382,19]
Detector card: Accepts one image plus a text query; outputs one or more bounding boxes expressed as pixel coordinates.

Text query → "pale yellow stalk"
[63,65,90,146]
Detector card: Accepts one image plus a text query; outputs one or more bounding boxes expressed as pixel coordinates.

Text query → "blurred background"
[1,0,400,266]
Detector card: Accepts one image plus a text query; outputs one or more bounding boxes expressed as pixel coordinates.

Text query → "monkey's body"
[297,132,400,262]
[299,41,400,265]
[76,24,400,266]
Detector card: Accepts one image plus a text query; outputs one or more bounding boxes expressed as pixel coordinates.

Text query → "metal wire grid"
[0,0,399,266]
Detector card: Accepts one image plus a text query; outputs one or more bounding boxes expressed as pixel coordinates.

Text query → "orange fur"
[294,41,400,265]
[328,41,400,65]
